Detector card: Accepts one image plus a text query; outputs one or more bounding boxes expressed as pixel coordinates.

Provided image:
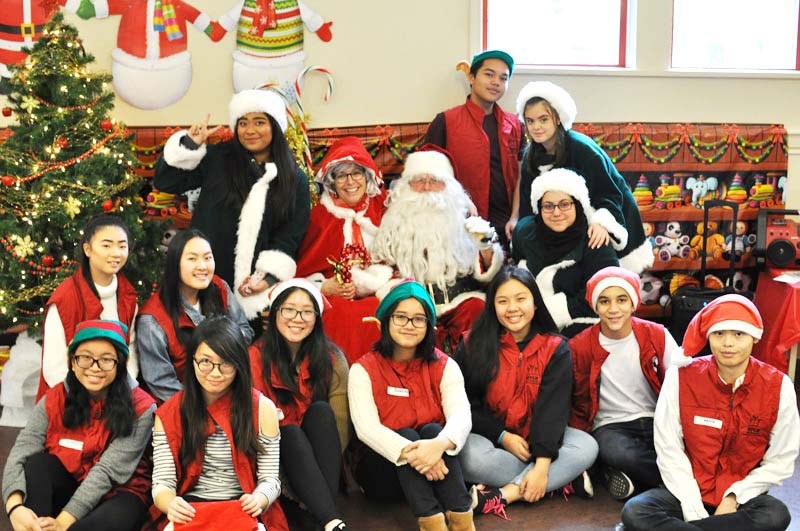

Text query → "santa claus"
[295,136,393,364]
[64,0,226,109]
[370,146,505,351]
[0,0,60,93]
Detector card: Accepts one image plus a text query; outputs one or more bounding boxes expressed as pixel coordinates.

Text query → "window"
[672,0,800,70]
[483,0,629,68]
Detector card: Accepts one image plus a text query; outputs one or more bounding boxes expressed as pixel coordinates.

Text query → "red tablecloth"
[752,269,800,374]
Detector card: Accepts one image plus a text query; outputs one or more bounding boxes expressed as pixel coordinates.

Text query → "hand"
[9,505,42,531]
[238,276,269,297]
[405,439,447,474]
[505,217,518,241]
[587,223,610,249]
[321,278,356,300]
[423,459,449,481]
[714,494,738,516]
[35,517,63,531]
[466,198,478,217]
[519,465,548,503]
[167,496,195,524]
[205,21,227,42]
[500,432,531,462]
[316,21,333,42]
[240,492,268,518]
[187,113,222,146]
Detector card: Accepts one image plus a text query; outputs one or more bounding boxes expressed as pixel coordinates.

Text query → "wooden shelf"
[641,205,760,222]
[648,256,756,271]
[636,303,670,319]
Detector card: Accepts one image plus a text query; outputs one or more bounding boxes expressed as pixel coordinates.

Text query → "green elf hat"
[470,49,515,75]
[376,280,437,326]
[68,319,130,359]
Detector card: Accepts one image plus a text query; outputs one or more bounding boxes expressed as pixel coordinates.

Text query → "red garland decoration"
[326,244,371,285]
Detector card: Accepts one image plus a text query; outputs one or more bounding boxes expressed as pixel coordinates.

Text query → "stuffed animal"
[732,271,753,292]
[654,221,690,262]
[642,222,656,251]
[640,273,663,305]
[685,176,719,208]
[689,221,725,260]
[723,221,756,261]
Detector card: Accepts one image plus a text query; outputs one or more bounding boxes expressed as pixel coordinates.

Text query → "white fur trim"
[267,277,321,312]
[193,13,211,31]
[473,242,504,283]
[436,292,485,317]
[229,89,287,132]
[533,259,576,298]
[234,164,279,319]
[591,208,628,251]
[516,81,578,130]
[543,292,571,329]
[401,151,454,183]
[162,131,207,171]
[306,272,326,289]
[319,192,379,244]
[351,264,394,297]
[708,320,763,340]
[530,168,593,216]
[255,250,297,281]
[376,277,402,302]
[591,277,639,310]
[619,239,654,275]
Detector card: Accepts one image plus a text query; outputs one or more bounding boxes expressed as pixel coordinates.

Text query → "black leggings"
[23,453,147,531]
[280,401,342,525]
[355,423,472,518]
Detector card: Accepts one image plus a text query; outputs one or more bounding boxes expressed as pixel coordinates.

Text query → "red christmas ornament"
[101,199,114,212]
[100,120,113,131]
[56,137,68,149]
[1,107,11,117]
[42,255,54,267]
[2,176,15,187]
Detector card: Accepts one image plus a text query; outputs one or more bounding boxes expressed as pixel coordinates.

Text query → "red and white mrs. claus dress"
[295,137,393,365]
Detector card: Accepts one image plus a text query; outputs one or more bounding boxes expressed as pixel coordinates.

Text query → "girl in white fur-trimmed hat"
[154,89,311,322]
[508,82,653,275]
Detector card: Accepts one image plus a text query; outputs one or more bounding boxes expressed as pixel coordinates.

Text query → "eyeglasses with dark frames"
[279,307,318,322]
[390,314,428,328]
[193,357,236,375]
[541,200,575,213]
[73,355,119,371]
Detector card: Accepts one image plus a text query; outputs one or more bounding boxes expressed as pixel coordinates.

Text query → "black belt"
[0,23,45,38]
[427,277,482,306]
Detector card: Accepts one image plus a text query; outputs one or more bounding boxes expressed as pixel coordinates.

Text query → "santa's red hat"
[401,144,461,184]
[682,294,763,357]
[586,266,641,310]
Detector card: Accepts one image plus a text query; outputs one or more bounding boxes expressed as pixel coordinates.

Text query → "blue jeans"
[458,427,598,490]
[593,417,661,491]
[621,487,791,531]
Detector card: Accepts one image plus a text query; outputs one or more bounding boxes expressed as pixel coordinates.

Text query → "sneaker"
[469,484,510,521]
[604,467,635,500]
[561,470,594,500]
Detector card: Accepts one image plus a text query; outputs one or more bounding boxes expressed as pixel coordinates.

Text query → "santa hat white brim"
[229,89,288,133]
[267,278,328,315]
[530,168,592,216]
[590,277,640,310]
[400,150,455,183]
[515,81,578,130]
[708,320,763,340]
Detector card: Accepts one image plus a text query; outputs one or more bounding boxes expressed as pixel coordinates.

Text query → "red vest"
[568,318,667,432]
[443,98,521,219]
[139,276,230,387]
[249,343,333,427]
[357,350,448,430]
[37,270,139,400]
[678,356,782,507]
[150,390,288,531]
[44,383,155,504]
[484,332,563,440]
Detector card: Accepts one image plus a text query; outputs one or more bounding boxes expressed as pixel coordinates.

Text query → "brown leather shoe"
[418,512,447,531]
[445,510,476,531]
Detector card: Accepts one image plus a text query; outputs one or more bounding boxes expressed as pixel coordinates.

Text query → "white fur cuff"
[473,243,504,283]
[591,208,628,251]
[255,250,297,282]
[542,292,571,330]
[619,239,655,275]
[351,264,394,297]
[163,131,207,171]
[235,290,269,320]
[306,272,326,289]
[375,277,402,302]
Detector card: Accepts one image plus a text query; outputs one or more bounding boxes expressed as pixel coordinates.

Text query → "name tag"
[58,438,84,451]
[387,386,410,398]
[693,416,723,429]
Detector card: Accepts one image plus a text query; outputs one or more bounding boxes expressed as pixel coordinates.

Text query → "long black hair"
[160,229,225,348]
[79,214,132,298]
[459,266,558,402]
[373,298,438,362]
[222,114,297,226]
[179,316,261,467]
[522,96,569,177]
[259,286,338,405]
[63,342,135,438]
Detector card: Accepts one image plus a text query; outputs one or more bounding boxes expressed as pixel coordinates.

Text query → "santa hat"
[515,81,578,130]
[315,136,383,193]
[586,266,641,310]
[682,294,763,357]
[267,278,331,315]
[229,89,288,133]
[530,168,593,216]
[400,144,459,184]
[69,319,129,359]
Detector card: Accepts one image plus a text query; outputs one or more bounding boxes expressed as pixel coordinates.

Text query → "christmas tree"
[0,13,164,331]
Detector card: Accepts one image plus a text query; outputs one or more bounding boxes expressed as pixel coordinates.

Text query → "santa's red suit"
[0,1,59,89]
[63,0,224,109]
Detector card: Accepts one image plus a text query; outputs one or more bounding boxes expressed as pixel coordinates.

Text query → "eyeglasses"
[333,170,365,183]
[279,307,317,322]
[390,314,428,328]
[194,357,236,375]
[409,175,443,187]
[73,355,118,371]
[541,200,575,213]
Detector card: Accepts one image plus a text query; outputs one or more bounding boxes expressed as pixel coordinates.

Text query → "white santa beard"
[370,181,477,290]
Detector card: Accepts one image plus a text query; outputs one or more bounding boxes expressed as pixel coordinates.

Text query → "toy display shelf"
[648,255,756,272]
[640,206,761,222]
